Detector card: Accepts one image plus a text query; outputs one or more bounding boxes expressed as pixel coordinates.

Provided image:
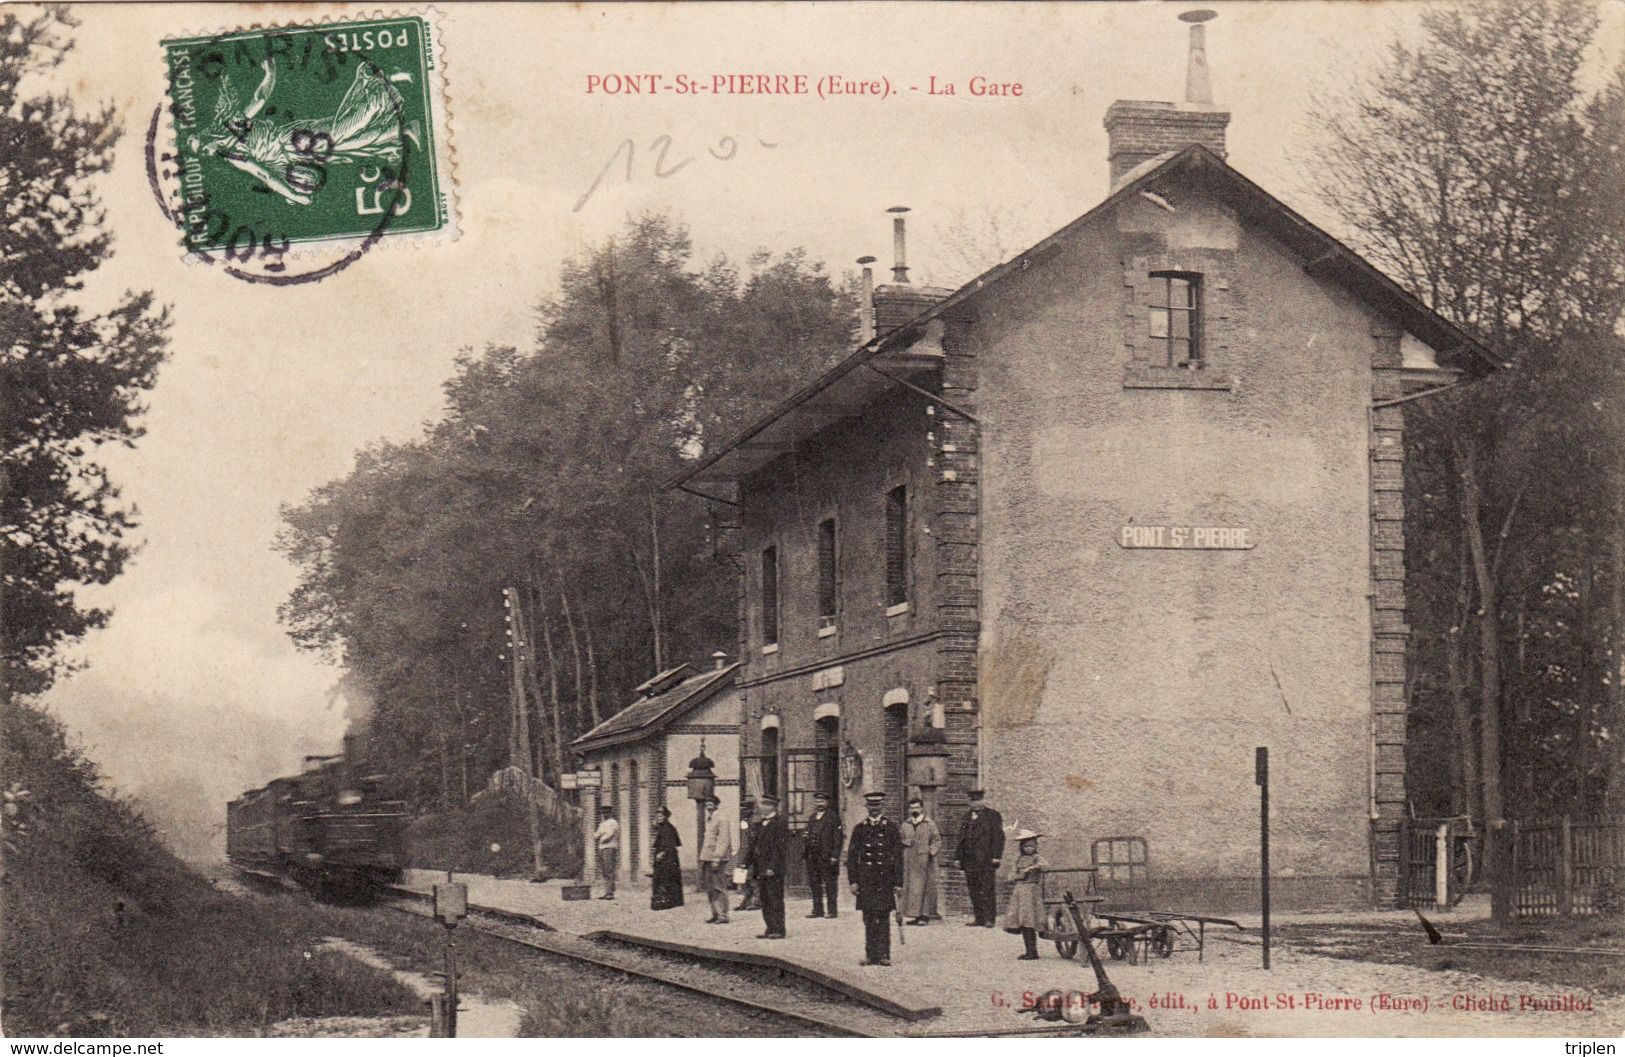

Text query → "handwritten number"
[574,133,774,212]
[573,138,635,213]
[650,135,693,178]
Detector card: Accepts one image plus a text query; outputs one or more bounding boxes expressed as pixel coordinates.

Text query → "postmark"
[156,10,455,282]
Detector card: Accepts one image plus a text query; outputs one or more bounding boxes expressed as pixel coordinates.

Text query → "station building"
[573,658,743,887]
[672,19,1496,909]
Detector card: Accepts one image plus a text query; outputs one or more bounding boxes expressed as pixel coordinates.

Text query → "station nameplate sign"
[560,773,578,790]
[1118,525,1255,550]
[575,769,602,788]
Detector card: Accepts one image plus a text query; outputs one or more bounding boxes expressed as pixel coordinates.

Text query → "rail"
[383,885,885,1037]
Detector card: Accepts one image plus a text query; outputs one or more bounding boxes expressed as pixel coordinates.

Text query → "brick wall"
[933,317,982,916]
[1104,100,1230,184]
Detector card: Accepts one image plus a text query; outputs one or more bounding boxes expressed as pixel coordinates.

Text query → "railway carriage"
[227,751,407,896]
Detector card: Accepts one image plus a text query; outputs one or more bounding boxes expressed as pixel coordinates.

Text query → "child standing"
[1003,830,1047,960]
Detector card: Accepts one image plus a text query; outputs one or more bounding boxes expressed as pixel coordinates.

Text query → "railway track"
[382,885,898,1037]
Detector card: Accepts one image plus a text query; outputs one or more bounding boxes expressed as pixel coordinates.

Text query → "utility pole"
[504,587,546,880]
[1257,746,1271,970]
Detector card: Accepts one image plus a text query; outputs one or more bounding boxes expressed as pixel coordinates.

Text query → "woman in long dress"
[899,797,940,924]
[1002,830,1046,959]
[650,807,685,910]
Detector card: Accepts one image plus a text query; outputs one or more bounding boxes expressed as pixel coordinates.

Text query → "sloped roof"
[573,662,741,755]
[671,144,1499,490]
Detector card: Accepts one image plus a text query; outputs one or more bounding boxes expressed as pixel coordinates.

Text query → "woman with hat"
[1002,829,1047,960]
[650,805,685,910]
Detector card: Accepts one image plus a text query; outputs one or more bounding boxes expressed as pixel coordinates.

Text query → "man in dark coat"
[955,788,1005,927]
[847,789,903,966]
[802,791,844,919]
[735,798,759,911]
[746,793,788,938]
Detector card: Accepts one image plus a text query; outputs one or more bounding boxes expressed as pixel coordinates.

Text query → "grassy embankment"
[1,700,423,1037]
[296,899,648,1035]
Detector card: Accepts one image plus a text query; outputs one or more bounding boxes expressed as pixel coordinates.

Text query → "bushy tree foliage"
[1307,0,1625,826]
[278,214,855,808]
[1,7,170,699]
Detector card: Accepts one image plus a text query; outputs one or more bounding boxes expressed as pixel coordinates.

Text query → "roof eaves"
[572,663,740,753]
[670,146,1498,489]
[1183,150,1500,373]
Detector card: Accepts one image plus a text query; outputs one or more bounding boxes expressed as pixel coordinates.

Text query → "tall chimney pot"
[1103,10,1230,187]
[887,206,911,284]
[857,256,877,343]
[1180,9,1217,105]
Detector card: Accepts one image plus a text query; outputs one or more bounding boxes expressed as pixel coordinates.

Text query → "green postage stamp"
[160,11,455,279]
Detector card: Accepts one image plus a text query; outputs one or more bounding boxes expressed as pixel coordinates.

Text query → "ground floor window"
[783,745,838,828]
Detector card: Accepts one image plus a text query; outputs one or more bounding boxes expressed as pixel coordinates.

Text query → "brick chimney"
[870,206,953,334]
[1105,10,1230,187]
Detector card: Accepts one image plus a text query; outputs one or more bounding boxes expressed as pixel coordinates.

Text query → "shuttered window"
[885,485,909,609]
[817,518,838,629]
[761,545,779,646]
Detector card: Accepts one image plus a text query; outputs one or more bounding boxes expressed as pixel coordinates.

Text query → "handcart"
[1036,867,1105,960]
[1093,910,1244,963]
[1034,867,1243,964]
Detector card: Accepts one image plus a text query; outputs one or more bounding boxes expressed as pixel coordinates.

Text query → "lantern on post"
[687,740,717,858]
[687,740,717,802]
[905,725,950,818]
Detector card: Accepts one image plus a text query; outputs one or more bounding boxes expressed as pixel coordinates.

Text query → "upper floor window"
[1122,258,1229,390]
[885,485,909,611]
[760,545,779,648]
[817,518,838,632]
[1148,271,1202,367]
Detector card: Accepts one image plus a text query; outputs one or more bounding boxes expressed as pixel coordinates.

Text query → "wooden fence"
[1399,817,1472,908]
[1498,816,1624,920]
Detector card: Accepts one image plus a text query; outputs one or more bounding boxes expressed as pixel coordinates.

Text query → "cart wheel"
[1055,938,1078,960]
[1152,926,1176,958]
[1106,934,1129,960]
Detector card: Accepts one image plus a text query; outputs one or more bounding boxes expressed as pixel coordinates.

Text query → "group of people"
[593,787,1046,966]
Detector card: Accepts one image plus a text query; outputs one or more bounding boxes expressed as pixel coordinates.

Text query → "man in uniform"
[802,791,844,919]
[746,793,788,938]
[847,789,903,966]
[955,788,1005,926]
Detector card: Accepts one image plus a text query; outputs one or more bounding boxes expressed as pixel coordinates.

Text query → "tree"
[1,7,169,700]
[929,205,1045,288]
[277,213,856,810]
[1305,0,1625,836]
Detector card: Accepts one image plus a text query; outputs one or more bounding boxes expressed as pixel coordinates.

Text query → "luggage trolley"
[1036,867,1105,959]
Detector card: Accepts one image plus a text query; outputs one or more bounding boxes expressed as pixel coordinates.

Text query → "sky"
[33,1,1621,861]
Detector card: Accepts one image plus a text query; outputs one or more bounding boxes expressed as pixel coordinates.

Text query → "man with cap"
[802,791,844,919]
[955,789,1004,926]
[847,790,904,966]
[746,793,788,938]
[698,794,733,924]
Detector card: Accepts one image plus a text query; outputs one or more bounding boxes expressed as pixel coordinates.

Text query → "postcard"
[7,0,1622,1043]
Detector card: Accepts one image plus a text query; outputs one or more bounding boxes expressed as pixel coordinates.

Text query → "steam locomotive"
[226,748,408,896]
